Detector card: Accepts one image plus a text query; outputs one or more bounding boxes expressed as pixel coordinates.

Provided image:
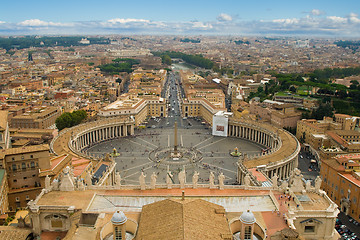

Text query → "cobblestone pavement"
[86,127,263,185]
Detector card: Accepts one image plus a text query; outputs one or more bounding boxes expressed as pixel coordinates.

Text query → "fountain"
[111,148,120,157]
[230,147,242,157]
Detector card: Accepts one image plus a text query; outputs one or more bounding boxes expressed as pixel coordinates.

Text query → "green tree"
[311,103,334,120]
[161,55,172,65]
[55,110,87,131]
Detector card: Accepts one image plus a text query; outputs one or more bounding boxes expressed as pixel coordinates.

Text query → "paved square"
[87,126,263,185]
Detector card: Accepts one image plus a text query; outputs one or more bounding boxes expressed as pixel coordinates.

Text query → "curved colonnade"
[50,117,135,158]
[228,118,300,181]
[51,117,300,183]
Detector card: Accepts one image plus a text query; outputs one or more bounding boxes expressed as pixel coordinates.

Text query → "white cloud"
[327,16,347,24]
[349,13,360,23]
[192,22,213,29]
[18,19,72,27]
[217,13,232,22]
[107,18,150,24]
[272,18,299,24]
[2,13,360,36]
[310,9,324,16]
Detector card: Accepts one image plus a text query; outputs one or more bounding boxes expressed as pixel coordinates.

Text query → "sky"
[1,0,360,37]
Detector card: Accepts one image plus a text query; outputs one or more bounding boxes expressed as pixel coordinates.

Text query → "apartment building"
[98,94,167,126]
[10,106,61,129]
[0,169,8,216]
[0,144,50,211]
[320,153,360,221]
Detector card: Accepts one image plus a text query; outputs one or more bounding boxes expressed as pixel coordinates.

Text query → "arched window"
[30,162,35,168]
[12,164,17,171]
[114,226,122,240]
[244,226,252,240]
[22,162,26,170]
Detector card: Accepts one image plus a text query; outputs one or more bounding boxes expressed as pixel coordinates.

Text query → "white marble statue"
[271,174,278,188]
[150,172,157,189]
[315,176,322,192]
[85,170,92,186]
[280,180,288,192]
[77,178,85,191]
[244,173,251,187]
[218,172,225,190]
[166,171,173,189]
[192,171,199,189]
[45,175,51,190]
[52,179,60,191]
[209,172,215,189]
[115,172,122,188]
[178,169,186,189]
[139,171,146,190]
[305,180,311,191]
[289,168,304,192]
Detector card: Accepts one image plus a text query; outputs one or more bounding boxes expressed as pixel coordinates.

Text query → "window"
[30,155,33,159]
[114,226,122,240]
[12,157,15,161]
[12,164,17,171]
[305,226,315,232]
[30,162,35,168]
[15,197,20,202]
[13,179,17,183]
[26,195,29,200]
[244,226,252,240]
[22,163,26,170]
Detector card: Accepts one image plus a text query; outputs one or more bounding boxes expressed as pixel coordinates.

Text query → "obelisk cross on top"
[174,121,178,154]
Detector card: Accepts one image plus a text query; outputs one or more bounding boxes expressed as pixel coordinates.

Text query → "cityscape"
[0,1,360,240]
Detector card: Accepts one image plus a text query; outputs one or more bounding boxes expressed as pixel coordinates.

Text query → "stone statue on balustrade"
[77,178,85,191]
[315,176,322,193]
[45,175,51,191]
[192,171,199,189]
[150,172,157,189]
[289,168,304,192]
[85,170,92,186]
[139,171,146,190]
[166,171,173,189]
[305,180,311,191]
[209,172,215,189]
[244,173,251,187]
[115,172,122,188]
[52,178,60,191]
[178,169,186,189]
[218,172,225,190]
[271,174,278,188]
[280,180,289,193]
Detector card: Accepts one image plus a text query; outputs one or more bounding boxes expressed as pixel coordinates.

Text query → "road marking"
[193,136,214,148]
[122,165,155,179]
[120,162,152,173]
[198,138,226,150]
[124,138,154,150]
[137,137,158,148]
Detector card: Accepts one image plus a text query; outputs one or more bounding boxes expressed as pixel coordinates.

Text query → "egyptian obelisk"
[174,121,178,154]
